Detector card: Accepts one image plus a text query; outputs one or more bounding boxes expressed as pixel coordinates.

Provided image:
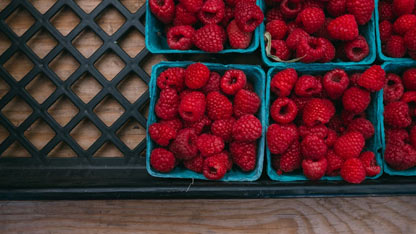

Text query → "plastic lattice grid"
[0,0,154,168]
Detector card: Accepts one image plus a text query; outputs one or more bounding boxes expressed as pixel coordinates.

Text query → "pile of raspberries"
[264,0,374,63]
[149,0,263,52]
[378,0,416,59]
[149,63,263,180]
[383,68,416,171]
[266,65,384,183]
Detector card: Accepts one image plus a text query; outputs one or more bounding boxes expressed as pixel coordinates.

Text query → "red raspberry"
[266,7,284,22]
[185,63,210,89]
[384,101,412,128]
[383,73,404,102]
[173,4,198,26]
[280,0,302,20]
[394,14,416,35]
[358,65,386,92]
[179,91,206,122]
[404,26,416,51]
[184,115,211,135]
[410,125,416,148]
[270,68,298,97]
[340,110,367,126]
[179,89,193,100]
[233,89,260,118]
[303,0,325,9]
[359,151,381,177]
[183,154,204,173]
[296,37,325,63]
[230,141,257,171]
[385,35,407,58]
[277,140,302,173]
[302,98,335,127]
[267,123,298,154]
[167,25,195,50]
[211,118,235,142]
[385,143,416,170]
[196,134,225,157]
[270,97,298,124]
[379,20,393,42]
[198,0,225,24]
[266,20,288,40]
[295,75,322,97]
[403,68,416,90]
[295,7,325,34]
[327,15,359,41]
[325,129,338,147]
[232,114,262,142]
[287,21,299,34]
[149,0,175,24]
[349,73,361,87]
[301,134,328,160]
[202,72,221,94]
[203,156,227,180]
[327,0,347,17]
[227,20,253,49]
[291,96,310,115]
[379,1,394,22]
[299,124,328,139]
[386,128,409,146]
[401,91,416,116]
[193,24,225,52]
[319,38,336,63]
[347,118,375,140]
[344,36,370,62]
[212,151,233,171]
[302,157,328,180]
[148,123,176,146]
[150,148,176,173]
[169,128,198,160]
[155,88,179,120]
[326,150,344,176]
[328,114,346,133]
[157,67,185,92]
[159,118,183,133]
[220,69,247,95]
[180,0,203,13]
[346,0,375,25]
[392,0,415,17]
[234,1,264,32]
[323,69,349,100]
[342,87,370,114]
[341,158,366,183]
[206,91,233,120]
[286,28,310,50]
[334,131,365,160]
[315,18,334,40]
[220,6,234,27]
[270,40,291,61]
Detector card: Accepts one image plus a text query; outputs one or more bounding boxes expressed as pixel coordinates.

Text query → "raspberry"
[342,87,370,114]
[193,24,225,52]
[211,118,235,142]
[384,101,412,128]
[379,1,394,22]
[203,156,227,180]
[198,0,225,24]
[296,37,325,63]
[180,0,203,13]
[404,26,416,51]
[295,7,325,34]
[202,72,221,94]
[341,158,366,183]
[179,91,206,122]
[169,128,198,160]
[295,75,322,97]
[267,123,298,154]
[323,69,349,100]
[400,91,416,116]
[386,128,409,146]
[220,69,247,95]
[278,140,302,173]
[266,20,288,40]
[385,35,407,58]
[292,96,310,115]
[270,40,291,61]
[206,91,233,120]
[302,98,335,127]
[213,151,233,171]
[234,1,264,32]
[349,73,361,87]
[183,154,204,173]
[149,0,175,24]
[184,115,211,135]
[232,114,262,142]
[155,88,179,120]
[340,110,367,126]
[299,124,328,139]
[270,97,298,124]
[384,73,404,102]
[328,114,346,133]
[185,63,210,89]
[159,118,183,133]
[410,125,416,148]
[230,141,257,171]
[326,129,338,148]
[392,0,415,17]
[227,20,253,49]
[359,151,381,177]
[303,0,325,9]
[347,118,375,140]
[150,148,176,173]
[344,36,370,62]
[302,157,328,180]
[319,38,336,63]
[270,68,298,97]
[173,4,198,26]
[403,68,416,90]
[334,131,365,159]
[266,7,284,22]
[346,0,374,25]
[379,20,393,42]
[280,0,302,20]
[167,25,195,50]
[326,150,344,176]
[157,67,185,92]
[394,14,416,36]
[233,89,260,118]
[286,28,310,50]
[220,6,234,27]
[327,15,359,41]
[148,123,176,147]
[301,134,328,160]
[196,133,225,157]
[327,0,347,17]
[385,143,416,170]
[358,65,386,92]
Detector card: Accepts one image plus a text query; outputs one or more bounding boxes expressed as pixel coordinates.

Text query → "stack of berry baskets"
[260,0,377,66]
[145,0,263,53]
[147,62,266,181]
[375,0,416,62]
[382,61,416,176]
[266,65,384,183]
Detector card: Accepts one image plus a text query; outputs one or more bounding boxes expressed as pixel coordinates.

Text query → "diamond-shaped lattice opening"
[94,51,125,81]
[0,32,11,55]
[1,141,30,158]
[29,0,57,14]
[140,54,167,75]
[0,78,10,100]
[118,73,147,103]
[27,29,57,59]
[0,124,9,144]
[49,50,80,81]
[1,96,33,126]
[51,6,80,36]
[70,118,101,150]
[117,118,145,150]
[24,118,55,150]
[48,96,78,127]
[93,141,123,157]
[94,96,125,127]
[4,51,34,81]
[95,6,126,36]
[5,7,35,37]
[73,28,103,58]
[26,73,56,104]
[75,0,102,14]
[121,0,144,13]
[0,0,11,12]
[118,28,145,58]
[47,141,77,158]
[71,73,102,103]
